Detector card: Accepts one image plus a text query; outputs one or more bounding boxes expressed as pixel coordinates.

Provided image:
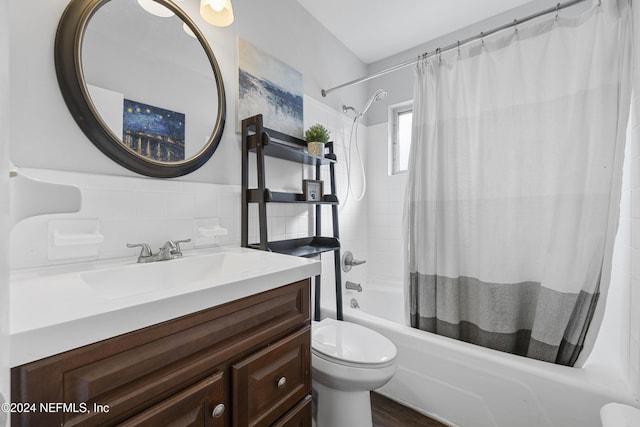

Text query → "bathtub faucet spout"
[346,281,363,292]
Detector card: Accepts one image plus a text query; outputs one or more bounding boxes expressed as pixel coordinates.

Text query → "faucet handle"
[127,243,152,257]
[172,238,191,255]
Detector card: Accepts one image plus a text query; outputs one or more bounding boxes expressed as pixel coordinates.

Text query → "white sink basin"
[10,246,321,367]
[81,251,269,299]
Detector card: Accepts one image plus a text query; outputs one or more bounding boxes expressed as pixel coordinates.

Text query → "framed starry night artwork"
[122,99,186,162]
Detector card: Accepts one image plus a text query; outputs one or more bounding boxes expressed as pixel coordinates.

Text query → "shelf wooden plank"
[247,189,339,205]
[251,142,336,166]
[249,237,340,258]
[247,130,337,166]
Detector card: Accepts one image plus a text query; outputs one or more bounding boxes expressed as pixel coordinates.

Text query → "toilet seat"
[312,318,397,368]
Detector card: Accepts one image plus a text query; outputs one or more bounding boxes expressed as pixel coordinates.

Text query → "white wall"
[4,0,374,395]
[8,0,368,183]
[7,0,372,331]
[0,0,10,421]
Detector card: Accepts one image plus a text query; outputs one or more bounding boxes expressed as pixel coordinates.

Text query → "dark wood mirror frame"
[54,0,226,178]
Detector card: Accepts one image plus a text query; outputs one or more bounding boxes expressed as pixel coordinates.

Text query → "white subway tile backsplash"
[194,192,218,218]
[81,189,136,219]
[218,194,240,219]
[99,219,138,259]
[10,168,242,269]
[166,192,196,219]
[270,216,286,240]
[135,192,167,219]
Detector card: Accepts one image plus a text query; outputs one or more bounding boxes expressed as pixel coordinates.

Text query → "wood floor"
[371,392,447,427]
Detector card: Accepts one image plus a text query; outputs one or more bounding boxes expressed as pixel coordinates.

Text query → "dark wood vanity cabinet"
[11,279,312,427]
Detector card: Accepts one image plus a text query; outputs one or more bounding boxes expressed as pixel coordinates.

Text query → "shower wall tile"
[632,156,640,190]
[628,115,640,395]
[632,249,640,281]
[631,286,640,347]
[618,218,632,248]
[303,96,372,313]
[633,219,640,249]
[366,121,407,290]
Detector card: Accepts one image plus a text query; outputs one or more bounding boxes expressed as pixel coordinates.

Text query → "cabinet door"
[232,326,311,427]
[119,372,227,427]
[272,395,312,427]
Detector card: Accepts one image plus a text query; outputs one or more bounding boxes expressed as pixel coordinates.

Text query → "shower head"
[360,89,388,117]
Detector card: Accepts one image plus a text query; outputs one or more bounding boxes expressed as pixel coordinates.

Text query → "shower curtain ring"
[457,40,461,55]
[513,19,518,35]
[480,31,485,46]
[555,3,560,20]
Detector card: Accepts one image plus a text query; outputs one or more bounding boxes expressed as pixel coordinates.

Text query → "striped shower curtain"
[404,0,632,366]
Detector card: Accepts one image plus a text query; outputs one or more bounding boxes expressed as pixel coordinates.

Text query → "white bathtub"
[331,285,637,427]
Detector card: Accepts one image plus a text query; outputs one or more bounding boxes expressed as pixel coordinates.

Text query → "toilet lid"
[312,318,397,367]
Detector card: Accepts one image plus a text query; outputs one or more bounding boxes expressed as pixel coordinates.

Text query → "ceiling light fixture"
[200,0,234,27]
[136,0,175,17]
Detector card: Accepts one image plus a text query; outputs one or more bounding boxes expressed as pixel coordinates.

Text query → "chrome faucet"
[345,281,363,292]
[127,239,191,263]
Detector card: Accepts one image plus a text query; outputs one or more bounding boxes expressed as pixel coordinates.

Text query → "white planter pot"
[307,141,325,156]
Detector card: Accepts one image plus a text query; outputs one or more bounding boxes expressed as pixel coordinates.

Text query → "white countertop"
[10,247,320,367]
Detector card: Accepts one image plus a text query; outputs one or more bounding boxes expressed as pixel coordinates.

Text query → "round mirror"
[55,0,226,177]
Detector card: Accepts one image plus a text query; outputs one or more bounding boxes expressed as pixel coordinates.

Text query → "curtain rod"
[321,0,590,97]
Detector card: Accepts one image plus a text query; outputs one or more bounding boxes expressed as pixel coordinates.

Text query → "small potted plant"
[305,124,330,157]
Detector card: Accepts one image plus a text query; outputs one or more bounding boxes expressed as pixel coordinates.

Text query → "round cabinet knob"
[211,403,225,418]
[277,376,287,389]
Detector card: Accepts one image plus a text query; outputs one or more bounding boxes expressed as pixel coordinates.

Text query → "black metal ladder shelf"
[241,114,343,321]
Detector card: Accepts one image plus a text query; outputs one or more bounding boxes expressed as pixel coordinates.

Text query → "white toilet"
[311,318,397,427]
[601,403,640,426]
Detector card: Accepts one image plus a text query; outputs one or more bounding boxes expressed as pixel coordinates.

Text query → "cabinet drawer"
[232,326,311,427]
[272,395,312,427]
[12,280,310,427]
[119,371,226,427]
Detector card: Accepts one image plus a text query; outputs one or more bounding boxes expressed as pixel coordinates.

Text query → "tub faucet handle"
[171,238,191,256]
[342,251,367,272]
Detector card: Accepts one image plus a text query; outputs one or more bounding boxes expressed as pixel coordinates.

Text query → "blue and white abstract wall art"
[238,38,304,138]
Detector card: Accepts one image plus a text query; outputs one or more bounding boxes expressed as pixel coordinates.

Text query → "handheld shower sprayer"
[360,89,387,117]
[342,89,388,119]
[343,89,388,205]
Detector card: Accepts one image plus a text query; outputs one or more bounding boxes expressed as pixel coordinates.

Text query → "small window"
[390,103,412,175]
